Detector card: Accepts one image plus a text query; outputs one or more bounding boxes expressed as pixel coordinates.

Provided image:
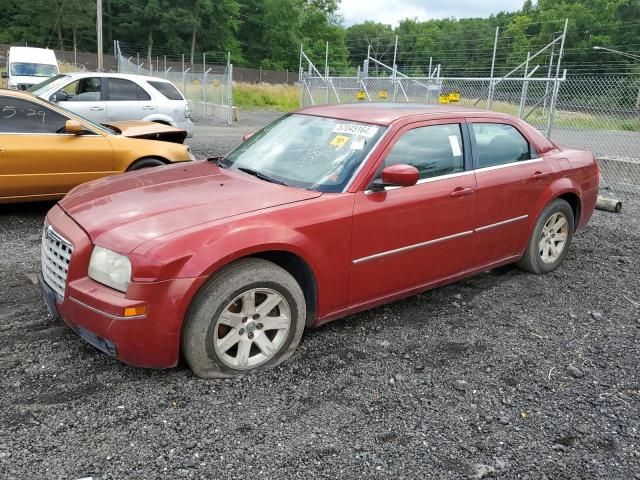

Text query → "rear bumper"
[175,118,194,138]
[578,185,599,231]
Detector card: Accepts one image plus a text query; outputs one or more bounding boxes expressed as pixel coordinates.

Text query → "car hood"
[105,120,187,144]
[59,161,322,253]
[10,75,50,87]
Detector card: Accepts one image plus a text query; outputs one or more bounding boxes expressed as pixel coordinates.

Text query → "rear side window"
[148,81,184,100]
[384,124,465,180]
[0,97,67,134]
[107,78,151,101]
[471,123,533,168]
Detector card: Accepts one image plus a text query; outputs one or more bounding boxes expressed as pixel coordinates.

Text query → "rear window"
[148,81,184,100]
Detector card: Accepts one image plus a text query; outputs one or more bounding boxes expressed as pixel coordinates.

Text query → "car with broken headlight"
[38,103,599,378]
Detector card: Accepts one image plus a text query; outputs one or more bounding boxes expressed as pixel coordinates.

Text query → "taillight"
[593,155,600,186]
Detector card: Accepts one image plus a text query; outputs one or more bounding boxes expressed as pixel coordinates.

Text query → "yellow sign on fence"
[439,95,450,104]
[356,90,366,100]
[448,91,461,102]
[378,90,388,99]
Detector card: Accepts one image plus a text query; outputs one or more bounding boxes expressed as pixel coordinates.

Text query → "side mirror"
[242,131,255,142]
[1,72,7,79]
[49,91,67,102]
[371,164,419,191]
[65,119,85,135]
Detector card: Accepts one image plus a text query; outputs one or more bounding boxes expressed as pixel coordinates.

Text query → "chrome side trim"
[352,230,473,265]
[69,296,147,321]
[351,214,530,265]
[475,215,529,232]
[475,158,543,173]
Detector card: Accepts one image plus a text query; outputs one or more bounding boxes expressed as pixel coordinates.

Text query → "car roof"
[0,89,44,101]
[59,72,171,82]
[296,103,514,126]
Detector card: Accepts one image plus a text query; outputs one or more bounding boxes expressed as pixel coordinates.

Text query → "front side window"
[472,123,533,168]
[384,123,465,180]
[107,78,151,101]
[220,114,385,192]
[0,97,67,134]
[60,77,102,102]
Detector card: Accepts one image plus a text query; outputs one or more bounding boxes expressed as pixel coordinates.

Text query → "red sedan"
[39,104,599,377]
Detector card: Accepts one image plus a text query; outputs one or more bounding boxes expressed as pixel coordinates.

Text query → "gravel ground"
[1,111,639,479]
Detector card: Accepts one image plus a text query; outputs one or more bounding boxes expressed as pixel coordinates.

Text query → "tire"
[127,158,166,171]
[182,258,306,378]
[517,198,574,274]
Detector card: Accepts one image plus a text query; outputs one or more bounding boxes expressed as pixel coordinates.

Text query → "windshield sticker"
[350,136,366,150]
[449,135,462,157]
[332,123,379,138]
[330,135,350,148]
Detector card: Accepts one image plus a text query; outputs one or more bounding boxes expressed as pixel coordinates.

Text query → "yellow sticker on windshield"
[330,135,350,148]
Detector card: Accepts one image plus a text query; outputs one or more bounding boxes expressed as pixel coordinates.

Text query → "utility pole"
[97,0,104,71]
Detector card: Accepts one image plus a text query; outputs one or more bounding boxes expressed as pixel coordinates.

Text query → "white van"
[2,47,59,90]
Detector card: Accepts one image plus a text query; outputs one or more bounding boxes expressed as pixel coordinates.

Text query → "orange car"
[0,90,195,203]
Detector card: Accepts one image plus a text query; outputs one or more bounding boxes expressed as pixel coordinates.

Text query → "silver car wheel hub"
[538,212,569,264]
[213,288,291,370]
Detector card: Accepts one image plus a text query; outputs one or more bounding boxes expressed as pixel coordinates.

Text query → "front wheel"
[127,157,165,171]
[182,258,306,378]
[517,198,574,274]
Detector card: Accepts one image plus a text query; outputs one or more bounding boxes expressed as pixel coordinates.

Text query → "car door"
[54,76,108,123]
[469,119,554,264]
[0,96,114,200]
[105,77,155,121]
[349,120,477,306]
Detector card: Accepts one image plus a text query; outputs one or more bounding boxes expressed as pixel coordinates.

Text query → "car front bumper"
[40,205,205,369]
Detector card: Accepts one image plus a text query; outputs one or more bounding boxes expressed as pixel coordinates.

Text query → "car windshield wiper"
[237,167,288,186]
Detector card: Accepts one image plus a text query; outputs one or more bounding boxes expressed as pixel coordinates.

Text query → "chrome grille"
[41,225,73,298]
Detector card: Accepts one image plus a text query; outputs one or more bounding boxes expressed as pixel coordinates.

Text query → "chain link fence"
[301,73,640,194]
[116,42,234,124]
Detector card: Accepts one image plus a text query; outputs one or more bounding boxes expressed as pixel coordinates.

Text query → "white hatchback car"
[29,72,194,137]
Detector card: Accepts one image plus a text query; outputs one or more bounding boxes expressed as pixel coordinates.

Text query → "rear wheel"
[517,198,574,274]
[127,157,166,171]
[182,258,306,378]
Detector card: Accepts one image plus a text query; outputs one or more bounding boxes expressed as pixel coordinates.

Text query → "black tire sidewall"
[128,158,165,171]
[182,259,306,378]
[528,199,574,274]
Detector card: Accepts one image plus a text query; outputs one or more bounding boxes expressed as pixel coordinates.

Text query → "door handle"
[531,171,549,180]
[449,187,474,197]
[142,105,155,110]
[89,106,104,111]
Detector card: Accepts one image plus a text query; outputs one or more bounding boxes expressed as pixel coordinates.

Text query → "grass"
[232,82,300,111]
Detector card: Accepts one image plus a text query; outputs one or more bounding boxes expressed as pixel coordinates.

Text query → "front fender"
[128,194,355,319]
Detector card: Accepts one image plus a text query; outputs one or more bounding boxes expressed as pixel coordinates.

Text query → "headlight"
[187,148,196,161]
[88,246,132,292]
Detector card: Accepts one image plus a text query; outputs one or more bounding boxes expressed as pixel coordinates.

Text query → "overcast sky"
[339,0,526,26]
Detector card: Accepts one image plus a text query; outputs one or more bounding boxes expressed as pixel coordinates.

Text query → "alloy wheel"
[213,288,291,370]
[538,212,569,264]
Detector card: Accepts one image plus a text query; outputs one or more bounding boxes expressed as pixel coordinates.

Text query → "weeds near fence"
[233,82,299,111]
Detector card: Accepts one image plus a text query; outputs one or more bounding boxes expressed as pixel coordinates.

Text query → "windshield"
[220,114,385,192]
[27,74,70,95]
[10,62,58,78]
